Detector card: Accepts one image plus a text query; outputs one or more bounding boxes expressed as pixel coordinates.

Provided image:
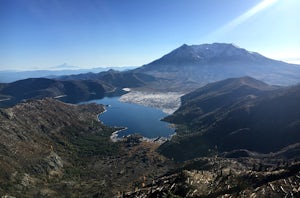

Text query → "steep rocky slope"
[0,98,173,197]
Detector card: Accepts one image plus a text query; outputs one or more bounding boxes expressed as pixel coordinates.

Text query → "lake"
[83,97,174,138]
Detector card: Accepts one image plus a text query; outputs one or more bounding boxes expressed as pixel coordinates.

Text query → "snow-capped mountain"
[136,43,300,88]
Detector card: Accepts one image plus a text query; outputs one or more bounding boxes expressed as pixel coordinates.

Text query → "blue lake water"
[83,97,174,138]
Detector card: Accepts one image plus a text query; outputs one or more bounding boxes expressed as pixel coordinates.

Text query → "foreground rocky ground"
[0,98,299,197]
[125,154,300,197]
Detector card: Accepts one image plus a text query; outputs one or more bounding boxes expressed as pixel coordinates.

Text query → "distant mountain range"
[0,66,137,83]
[160,76,300,161]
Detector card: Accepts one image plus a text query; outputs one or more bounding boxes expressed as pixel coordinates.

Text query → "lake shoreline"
[110,128,127,142]
[110,129,170,144]
[93,96,175,141]
[97,107,127,142]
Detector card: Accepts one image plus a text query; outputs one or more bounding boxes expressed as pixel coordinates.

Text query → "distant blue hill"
[0,66,137,83]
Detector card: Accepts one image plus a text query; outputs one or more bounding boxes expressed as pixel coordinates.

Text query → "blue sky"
[1,0,299,70]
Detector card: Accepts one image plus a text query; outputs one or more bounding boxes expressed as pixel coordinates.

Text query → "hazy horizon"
[0,63,138,72]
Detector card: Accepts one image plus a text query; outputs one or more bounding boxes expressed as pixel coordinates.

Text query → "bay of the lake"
[83,97,174,138]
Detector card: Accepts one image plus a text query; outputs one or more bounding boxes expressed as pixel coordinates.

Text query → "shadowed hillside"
[160,77,300,161]
[0,78,110,107]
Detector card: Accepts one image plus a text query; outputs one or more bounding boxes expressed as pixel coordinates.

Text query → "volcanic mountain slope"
[135,43,300,90]
[160,76,300,161]
[0,98,173,197]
